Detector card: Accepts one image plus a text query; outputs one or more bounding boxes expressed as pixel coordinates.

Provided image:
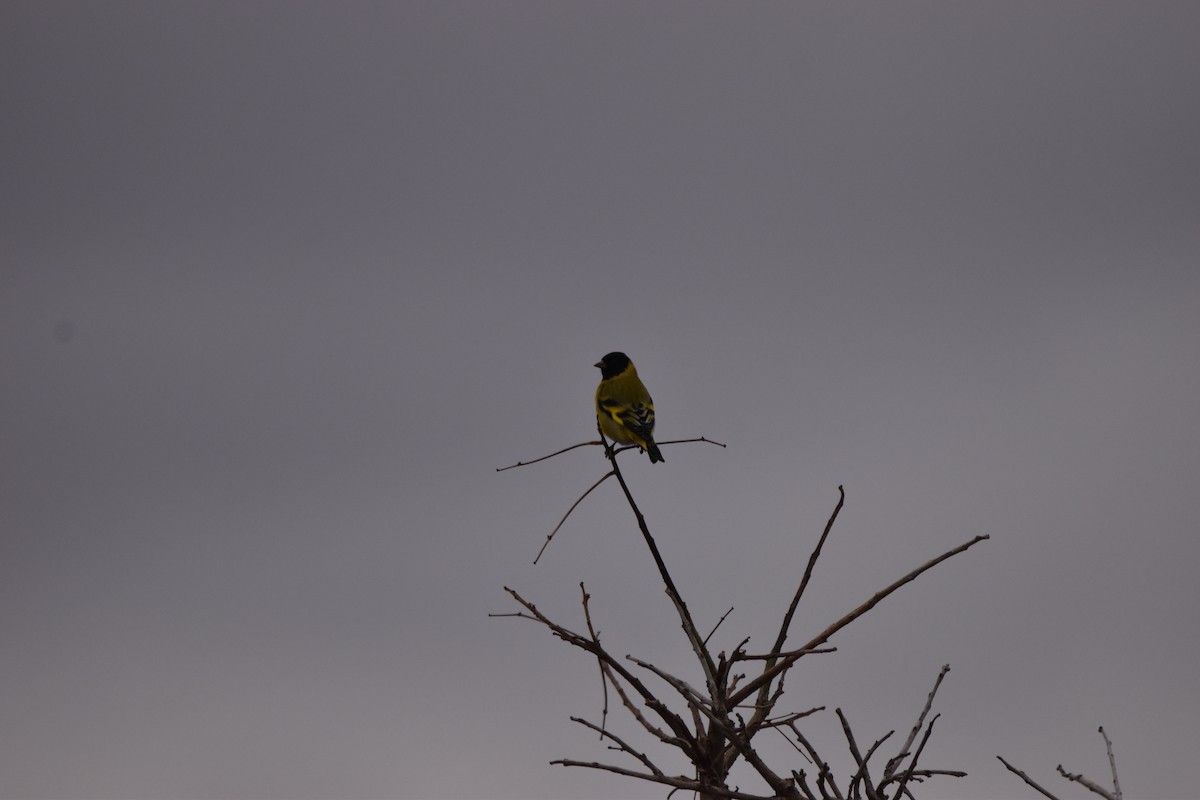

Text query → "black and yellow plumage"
[594,352,664,463]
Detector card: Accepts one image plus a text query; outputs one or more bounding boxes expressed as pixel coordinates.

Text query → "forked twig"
[1000,727,1123,800]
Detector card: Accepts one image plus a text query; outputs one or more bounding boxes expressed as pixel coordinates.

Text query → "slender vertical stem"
[601,422,722,706]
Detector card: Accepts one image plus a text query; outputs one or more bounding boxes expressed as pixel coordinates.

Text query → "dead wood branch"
[729,535,988,709]
[1057,764,1118,800]
[1100,727,1122,800]
[1000,726,1123,800]
[885,665,950,781]
[499,431,988,800]
[997,756,1062,800]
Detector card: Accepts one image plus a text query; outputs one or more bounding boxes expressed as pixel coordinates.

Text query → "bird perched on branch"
[594,352,665,463]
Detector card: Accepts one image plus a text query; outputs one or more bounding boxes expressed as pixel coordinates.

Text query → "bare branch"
[800,536,989,653]
[730,536,986,716]
[496,440,601,471]
[1099,726,1122,800]
[1057,764,1118,800]
[771,486,846,655]
[753,706,823,731]
[733,646,837,662]
[730,536,987,709]
[578,584,608,737]
[885,665,950,781]
[888,713,940,800]
[601,660,676,747]
[534,471,614,564]
[499,586,697,752]
[553,760,776,800]
[551,759,696,793]
[996,756,1062,800]
[657,435,728,449]
[793,769,823,800]
[601,420,721,703]
[703,606,735,647]
[568,716,664,778]
[626,654,712,712]
[502,441,983,800]
[699,709,797,798]
[851,731,896,800]
[837,707,882,800]
[793,730,843,800]
[746,487,845,734]
[625,649,798,798]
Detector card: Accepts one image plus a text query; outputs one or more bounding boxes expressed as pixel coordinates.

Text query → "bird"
[594,352,665,463]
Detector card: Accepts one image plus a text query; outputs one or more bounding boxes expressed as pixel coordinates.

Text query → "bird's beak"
[594,361,604,369]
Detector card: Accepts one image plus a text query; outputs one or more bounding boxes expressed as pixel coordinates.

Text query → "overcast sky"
[3,3,1199,799]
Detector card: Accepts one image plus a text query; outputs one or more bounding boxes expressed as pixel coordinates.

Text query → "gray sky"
[3,2,1199,799]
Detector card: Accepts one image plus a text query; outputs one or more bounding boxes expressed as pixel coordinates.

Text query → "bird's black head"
[595,351,632,379]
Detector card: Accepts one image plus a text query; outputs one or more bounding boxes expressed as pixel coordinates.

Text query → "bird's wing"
[600,397,655,440]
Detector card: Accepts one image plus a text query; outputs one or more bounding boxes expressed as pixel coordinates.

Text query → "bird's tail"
[646,440,665,464]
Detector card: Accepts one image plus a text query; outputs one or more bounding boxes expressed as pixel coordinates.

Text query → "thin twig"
[733,646,836,662]
[1057,764,1118,800]
[703,606,735,647]
[890,713,939,800]
[731,535,989,709]
[551,761,770,800]
[626,654,712,711]
[656,435,728,449]
[885,665,949,781]
[497,440,601,471]
[600,660,676,747]
[499,586,697,751]
[837,708,882,800]
[773,725,808,758]
[568,716,664,777]
[1099,726,1121,800]
[751,706,823,730]
[793,730,842,800]
[534,470,614,564]
[625,652,796,798]
[798,536,989,653]
[693,700,796,798]
[996,756,1061,800]
[578,584,608,737]
[793,769,822,800]
[745,487,845,738]
[851,731,896,800]
[770,486,846,656]
[601,419,721,704]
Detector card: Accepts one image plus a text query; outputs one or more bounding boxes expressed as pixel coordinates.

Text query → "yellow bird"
[594,352,664,463]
